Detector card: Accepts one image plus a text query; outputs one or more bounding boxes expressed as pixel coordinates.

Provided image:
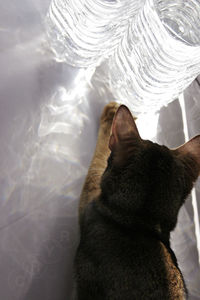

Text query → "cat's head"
[100,105,200,232]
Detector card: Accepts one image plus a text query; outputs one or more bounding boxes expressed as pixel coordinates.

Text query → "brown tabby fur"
[77,102,196,299]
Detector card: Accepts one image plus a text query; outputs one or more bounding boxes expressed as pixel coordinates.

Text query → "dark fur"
[74,114,199,299]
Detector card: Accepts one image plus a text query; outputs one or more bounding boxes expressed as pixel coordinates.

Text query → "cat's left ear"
[174,135,200,168]
[109,105,141,151]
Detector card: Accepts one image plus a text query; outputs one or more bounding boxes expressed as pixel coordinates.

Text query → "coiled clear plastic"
[45,0,143,67]
[108,0,200,115]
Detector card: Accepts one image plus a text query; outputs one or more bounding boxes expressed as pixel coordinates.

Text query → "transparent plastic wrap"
[0,1,199,300]
[45,0,144,67]
[107,0,200,115]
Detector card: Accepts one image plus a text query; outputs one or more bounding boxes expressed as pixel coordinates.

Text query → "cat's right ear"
[109,105,141,151]
[174,135,200,168]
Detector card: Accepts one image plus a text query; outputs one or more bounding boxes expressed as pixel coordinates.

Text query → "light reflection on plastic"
[18,70,91,212]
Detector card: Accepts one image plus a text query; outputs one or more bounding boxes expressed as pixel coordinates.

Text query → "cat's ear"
[109,105,141,151]
[174,135,200,167]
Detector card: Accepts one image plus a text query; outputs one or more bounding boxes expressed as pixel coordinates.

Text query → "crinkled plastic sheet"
[0,1,199,300]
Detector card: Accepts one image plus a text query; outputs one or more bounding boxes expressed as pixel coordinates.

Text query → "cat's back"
[75,202,186,300]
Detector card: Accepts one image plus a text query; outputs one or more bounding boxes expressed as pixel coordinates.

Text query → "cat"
[74,102,200,300]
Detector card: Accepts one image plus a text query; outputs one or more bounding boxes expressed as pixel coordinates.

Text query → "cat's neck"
[94,194,171,247]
